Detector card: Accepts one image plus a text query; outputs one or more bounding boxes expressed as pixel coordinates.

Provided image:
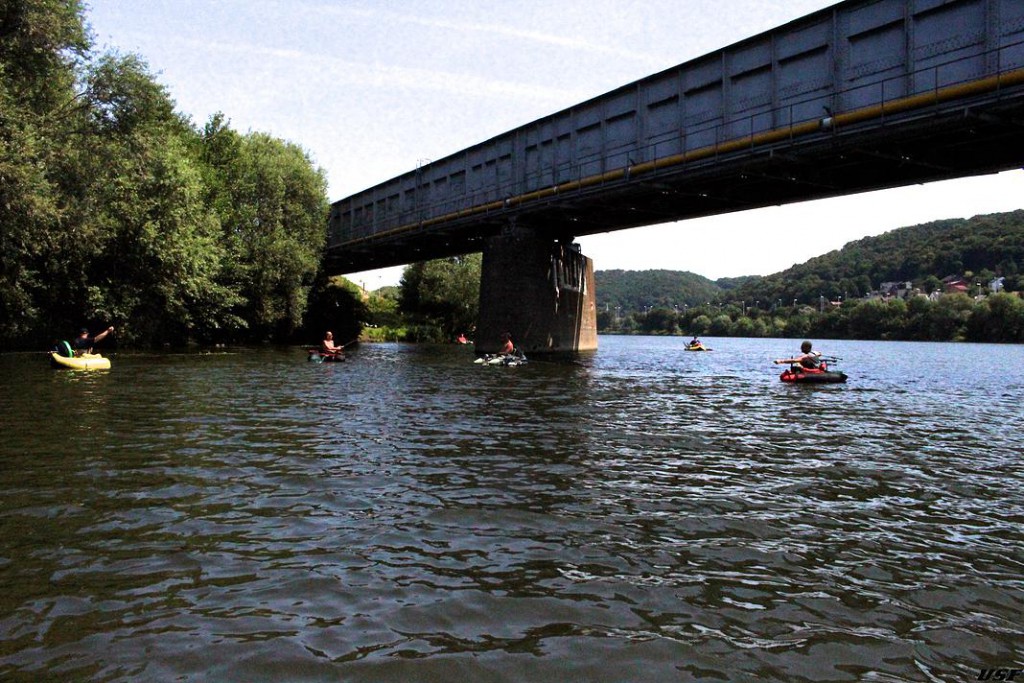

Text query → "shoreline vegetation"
[594,290,1024,344]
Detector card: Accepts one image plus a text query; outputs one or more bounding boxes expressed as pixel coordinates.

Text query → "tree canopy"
[1,0,332,348]
[399,255,481,342]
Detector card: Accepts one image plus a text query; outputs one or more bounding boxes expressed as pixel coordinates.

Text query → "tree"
[0,3,333,348]
[302,274,366,346]
[55,53,248,344]
[965,292,1024,343]
[641,307,678,334]
[733,316,756,337]
[0,0,90,344]
[0,0,88,112]
[709,314,731,336]
[399,255,481,340]
[364,286,403,329]
[689,314,712,336]
[203,123,329,341]
[925,293,973,341]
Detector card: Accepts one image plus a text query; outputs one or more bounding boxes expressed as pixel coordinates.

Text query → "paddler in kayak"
[499,331,515,355]
[73,326,114,356]
[773,340,821,369]
[320,331,345,358]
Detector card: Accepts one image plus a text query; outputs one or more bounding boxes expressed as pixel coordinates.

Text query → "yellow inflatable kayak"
[49,351,111,370]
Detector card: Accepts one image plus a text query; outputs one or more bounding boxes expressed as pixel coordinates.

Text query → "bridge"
[326,0,1024,354]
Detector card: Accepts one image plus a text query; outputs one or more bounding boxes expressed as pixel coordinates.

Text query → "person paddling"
[773,340,821,369]
[499,331,514,355]
[73,326,114,356]
[321,331,344,357]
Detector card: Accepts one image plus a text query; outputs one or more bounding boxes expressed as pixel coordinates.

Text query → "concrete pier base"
[476,227,597,355]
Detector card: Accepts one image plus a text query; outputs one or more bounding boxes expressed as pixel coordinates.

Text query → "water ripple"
[1,339,1022,681]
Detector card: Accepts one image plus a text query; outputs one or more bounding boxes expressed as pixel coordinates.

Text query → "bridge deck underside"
[325,92,1024,274]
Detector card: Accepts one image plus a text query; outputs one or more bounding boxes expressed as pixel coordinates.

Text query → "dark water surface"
[1,337,1022,682]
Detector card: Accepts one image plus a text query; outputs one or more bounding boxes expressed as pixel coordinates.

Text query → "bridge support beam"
[476,227,597,355]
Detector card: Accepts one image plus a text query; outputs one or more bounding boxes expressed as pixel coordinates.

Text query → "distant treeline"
[2,1,347,349]
[595,210,1024,342]
[600,293,1024,343]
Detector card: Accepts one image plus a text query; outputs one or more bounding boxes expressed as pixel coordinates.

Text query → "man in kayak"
[321,331,344,357]
[73,326,114,356]
[688,335,702,348]
[499,332,515,355]
[773,340,821,369]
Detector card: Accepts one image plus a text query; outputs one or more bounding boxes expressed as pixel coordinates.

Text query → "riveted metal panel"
[728,39,773,79]
[913,0,987,88]
[643,71,680,105]
[777,18,833,62]
[1001,0,1024,68]
[605,112,638,169]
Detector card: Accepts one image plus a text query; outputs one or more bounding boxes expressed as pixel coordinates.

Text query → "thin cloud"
[362,11,666,67]
[158,34,593,105]
[299,1,668,67]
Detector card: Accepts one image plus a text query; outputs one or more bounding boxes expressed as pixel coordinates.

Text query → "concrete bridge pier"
[476,225,597,355]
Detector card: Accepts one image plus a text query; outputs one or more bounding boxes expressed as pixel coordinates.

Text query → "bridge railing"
[331,36,1024,249]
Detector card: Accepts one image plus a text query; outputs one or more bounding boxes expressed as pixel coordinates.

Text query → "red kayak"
[780,361,846,384]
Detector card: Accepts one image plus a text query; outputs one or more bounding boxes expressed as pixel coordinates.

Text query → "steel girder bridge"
[326,0,1024,353]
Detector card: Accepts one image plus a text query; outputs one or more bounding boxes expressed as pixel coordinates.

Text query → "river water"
[1,336,1022,682]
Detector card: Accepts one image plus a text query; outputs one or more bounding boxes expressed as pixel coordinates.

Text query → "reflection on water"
[1,338,1022,681]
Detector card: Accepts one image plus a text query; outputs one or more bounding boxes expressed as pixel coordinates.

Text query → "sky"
[84,0,1023,289]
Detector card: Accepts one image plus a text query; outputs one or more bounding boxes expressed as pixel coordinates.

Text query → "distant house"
[879,281,914,299]
[989,277,1005,293]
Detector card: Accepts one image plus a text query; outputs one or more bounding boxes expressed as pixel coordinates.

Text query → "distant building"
[879,281,914,299]
[989,277,1005,293]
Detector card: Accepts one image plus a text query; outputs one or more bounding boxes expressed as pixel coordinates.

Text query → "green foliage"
[0,3,331,348]
[596,269,720,312]
[364,287,403,328]
[202,124,329,341]
[301,275,366,347]
[399,255,481,340]
[599,211,1024,343]
[0,0,90,342]
[85,52,181,135]
[730,211,1024,306]
[0,0,88,112]
[641,307,678,334]
[617,293,1024,343]
[964,292,1024,343]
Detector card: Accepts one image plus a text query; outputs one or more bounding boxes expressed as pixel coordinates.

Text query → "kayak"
[308,350,345,363]
[685,344,711,351]
[779,365,847,383]
[49,351,111,370]
[474,352,528,367]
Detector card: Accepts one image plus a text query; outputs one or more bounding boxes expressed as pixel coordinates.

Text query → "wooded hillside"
[596,210,1024,314]
[729,210,1024,306]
